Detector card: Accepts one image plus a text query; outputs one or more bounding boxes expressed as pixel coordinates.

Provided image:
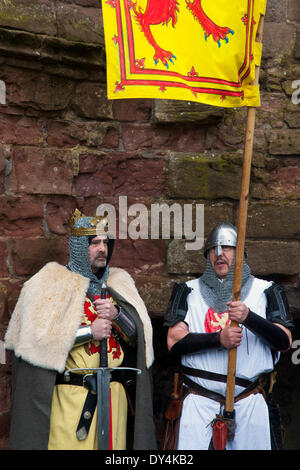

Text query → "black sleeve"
[242,310,291,351]
[264,283,294,332]
[164,282,192,328]
[242,283,294,351]
[170,331,222,355]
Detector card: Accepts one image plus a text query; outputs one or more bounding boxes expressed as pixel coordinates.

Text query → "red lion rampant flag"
[102,0,267,107]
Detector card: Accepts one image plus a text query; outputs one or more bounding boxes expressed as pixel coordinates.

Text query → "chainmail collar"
[199,256,254,313]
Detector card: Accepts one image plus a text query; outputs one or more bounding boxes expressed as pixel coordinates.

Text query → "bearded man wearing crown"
[5,209,157,450]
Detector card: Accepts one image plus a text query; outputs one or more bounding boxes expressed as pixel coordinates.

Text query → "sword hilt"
[100,285,109,367]
[64,366,142,377]
[93,284,110,368]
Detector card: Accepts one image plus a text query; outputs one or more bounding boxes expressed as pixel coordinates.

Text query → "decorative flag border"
[102,0,266,107]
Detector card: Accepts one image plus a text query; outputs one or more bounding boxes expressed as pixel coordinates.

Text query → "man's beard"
[91,255,107,272]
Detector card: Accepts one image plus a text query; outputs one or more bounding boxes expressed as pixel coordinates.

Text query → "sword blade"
[97,283,110,449]
[97,367,111,450]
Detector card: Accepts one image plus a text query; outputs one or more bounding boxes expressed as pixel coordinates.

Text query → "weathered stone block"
[167,239,206,275]
[247,240,300,276]
[0,146,5,194]
[256,92,286,129]
[284,100,300,128]
[0,116,18,144]
[75,154,166,197]
[284,112,300,129]
[56,3,103,44]
[148,198,234,239]
[122,124,154,152]
[247,202,300,239]
[112,98,153,122]
[0,282,8,331]
[16,117,44,145]
[72,83,113,119]
[46,197,77,235]
[0,0,57,36]
[262,23,295,62]
[63,0,101,7]
[287,0,300,22]
[113,99,152,122]
[0,195,44,236]
[167,153,242,200]
[214,108,247,149]
[111,239,166,276]
[0,245,8,279]
[295,27,300,60]
[265,0,288,22]
[152,125,206,153]
[268,130,300,155]
[8,147,75,195]
[47,120,119,148]
[167,239,300,277]
[0,115,44,146]
[153,100,224,123]
[0,279,23,319]
[135,275,191,317]
[3,67,74,111]
[10,237,69,277]
[268,166,300,199]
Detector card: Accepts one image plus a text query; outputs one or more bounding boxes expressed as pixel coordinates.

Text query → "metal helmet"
[203,222,238,257]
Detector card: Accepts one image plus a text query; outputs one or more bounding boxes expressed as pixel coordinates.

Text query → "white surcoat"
[178,277,276,450]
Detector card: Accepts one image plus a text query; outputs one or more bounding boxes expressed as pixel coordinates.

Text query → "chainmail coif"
[66,215,114,298]
[199,256,254,313]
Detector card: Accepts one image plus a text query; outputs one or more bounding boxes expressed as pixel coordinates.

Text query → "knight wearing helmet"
[5,209,156,450]
[164,222,294,450]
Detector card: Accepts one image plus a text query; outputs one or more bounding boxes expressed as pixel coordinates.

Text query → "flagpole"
[224,13,265,419]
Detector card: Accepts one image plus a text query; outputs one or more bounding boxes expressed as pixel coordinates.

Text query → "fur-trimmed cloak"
[5,262,157,450]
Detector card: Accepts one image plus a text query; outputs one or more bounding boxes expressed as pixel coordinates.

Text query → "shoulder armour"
[264,283,294,331]
[164,282,192,327]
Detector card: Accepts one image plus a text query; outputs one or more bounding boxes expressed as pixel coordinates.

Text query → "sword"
[68,366,141,449]
[76,282,141,450]
[98,283,110,449]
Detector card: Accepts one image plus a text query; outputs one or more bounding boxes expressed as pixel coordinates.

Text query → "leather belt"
[183,373,269,405]
[55,371,123,441]
[181,365,253,388]
[55,370,123,386]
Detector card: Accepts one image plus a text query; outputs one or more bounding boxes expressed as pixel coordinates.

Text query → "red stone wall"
[0,0,299,449]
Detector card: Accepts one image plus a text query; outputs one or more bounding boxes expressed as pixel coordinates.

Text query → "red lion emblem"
[82,297,121,359]
[204,307,230,333]
[133,0,234,67]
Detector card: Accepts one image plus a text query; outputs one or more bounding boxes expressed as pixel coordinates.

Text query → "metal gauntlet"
[74,325,93,346]
[112,307,137,347]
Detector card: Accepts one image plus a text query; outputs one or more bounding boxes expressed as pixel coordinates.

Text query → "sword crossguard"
[64,366,142,377]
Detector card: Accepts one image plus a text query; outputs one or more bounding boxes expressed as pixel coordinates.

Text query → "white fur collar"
[5,263,154,372]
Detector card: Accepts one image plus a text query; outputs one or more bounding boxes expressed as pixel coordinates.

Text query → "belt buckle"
[83,373,97,395]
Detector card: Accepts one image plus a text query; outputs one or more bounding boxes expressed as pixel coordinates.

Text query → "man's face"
[89,236,108,273]
[209,245,235,279]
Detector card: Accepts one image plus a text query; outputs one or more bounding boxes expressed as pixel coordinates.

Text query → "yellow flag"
[102,0,267,107]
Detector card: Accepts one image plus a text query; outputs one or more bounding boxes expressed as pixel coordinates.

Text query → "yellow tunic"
[48,297,128,450]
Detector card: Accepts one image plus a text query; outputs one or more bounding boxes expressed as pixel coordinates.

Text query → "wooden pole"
[224,14,265,415]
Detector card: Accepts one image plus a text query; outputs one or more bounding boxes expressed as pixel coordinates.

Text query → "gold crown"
[68,209,109,237]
